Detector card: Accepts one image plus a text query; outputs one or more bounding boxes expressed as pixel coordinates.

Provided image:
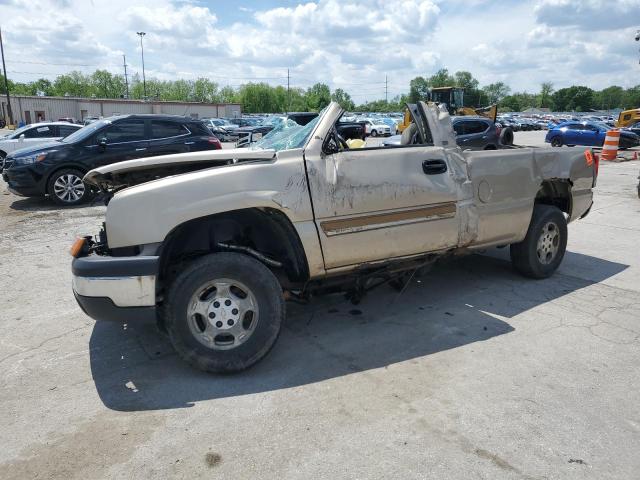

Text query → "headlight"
[13,153,48,165]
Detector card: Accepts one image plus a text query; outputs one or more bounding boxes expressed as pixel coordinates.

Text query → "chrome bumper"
[72,275,156,307]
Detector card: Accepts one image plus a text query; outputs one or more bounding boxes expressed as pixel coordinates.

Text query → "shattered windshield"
[250,110,324,152]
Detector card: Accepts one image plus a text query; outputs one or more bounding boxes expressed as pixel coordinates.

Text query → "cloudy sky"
[0,0,638,101]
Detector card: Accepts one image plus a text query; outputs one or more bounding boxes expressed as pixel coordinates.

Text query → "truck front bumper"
[72,255,159,323]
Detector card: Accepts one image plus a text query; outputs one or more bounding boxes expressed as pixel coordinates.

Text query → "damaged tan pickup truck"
[71,102,597,372]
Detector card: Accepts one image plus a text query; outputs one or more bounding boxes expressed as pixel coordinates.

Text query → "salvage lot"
[1,129,640,479]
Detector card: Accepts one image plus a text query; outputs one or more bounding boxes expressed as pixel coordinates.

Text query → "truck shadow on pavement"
[9,195,107,212]
[89,250,628,412]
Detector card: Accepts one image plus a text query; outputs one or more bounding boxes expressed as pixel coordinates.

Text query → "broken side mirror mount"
[322,131,341,155]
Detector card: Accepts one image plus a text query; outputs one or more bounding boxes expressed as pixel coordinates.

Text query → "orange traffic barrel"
[601,129,620,161]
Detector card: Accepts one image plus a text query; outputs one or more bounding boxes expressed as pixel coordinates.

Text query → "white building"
[1,95,242,125]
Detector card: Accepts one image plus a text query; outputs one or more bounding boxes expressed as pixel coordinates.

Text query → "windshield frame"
[249,108,328,153]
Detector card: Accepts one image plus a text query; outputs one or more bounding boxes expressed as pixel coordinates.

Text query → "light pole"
[136,31,147,99]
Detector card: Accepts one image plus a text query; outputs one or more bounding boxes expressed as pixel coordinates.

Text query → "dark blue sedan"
[545,121,640,149]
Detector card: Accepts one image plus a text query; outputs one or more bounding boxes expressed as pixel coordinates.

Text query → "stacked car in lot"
[3,115,222,205]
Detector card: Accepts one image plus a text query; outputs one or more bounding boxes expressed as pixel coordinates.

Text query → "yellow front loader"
[398,87,497,133]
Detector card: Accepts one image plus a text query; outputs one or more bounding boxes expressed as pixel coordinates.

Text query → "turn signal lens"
[70,237,86,258]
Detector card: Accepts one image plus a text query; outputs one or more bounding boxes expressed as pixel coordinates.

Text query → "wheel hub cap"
[536,221,560,265]
[187,279,259,350]
[53,174,84,203]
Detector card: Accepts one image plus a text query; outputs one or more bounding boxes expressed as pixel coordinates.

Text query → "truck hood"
[84,147,276,192]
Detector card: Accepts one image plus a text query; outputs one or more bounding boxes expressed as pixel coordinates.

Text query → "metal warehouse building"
[1,95,242,125]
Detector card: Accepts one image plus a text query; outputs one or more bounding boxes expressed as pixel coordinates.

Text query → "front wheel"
[550,137,563,147]
[164,252,284,373]
[47,168,91,206]
[510,205,567,279]
[371,130,378,137]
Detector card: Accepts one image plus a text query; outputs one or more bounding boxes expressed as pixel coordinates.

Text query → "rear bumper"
[72,254,159,322]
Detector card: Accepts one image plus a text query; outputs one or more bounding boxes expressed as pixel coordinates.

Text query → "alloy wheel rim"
[53,174,85,203]
[186,278,259,350]
[536,221,560,265]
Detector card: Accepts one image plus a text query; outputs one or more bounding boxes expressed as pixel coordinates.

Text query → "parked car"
[497,116,519,132]
[3,115,221,206]
[203,119,237,142]
[545,121,640,149]
[362,119,391,137]
[71,101,596,372]
[0,122,82,171]
[380,117,399,135]
[384,116,500,150]
[626,121,640,137]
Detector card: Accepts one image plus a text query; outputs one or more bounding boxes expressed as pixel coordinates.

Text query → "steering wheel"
[335,129,349,150]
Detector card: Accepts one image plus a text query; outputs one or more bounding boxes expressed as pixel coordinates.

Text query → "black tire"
[47,168,90,206]
[550,137,563,147]
[500,127,514,146]
[371,130,378,137]
[0,119,6,128]
[165,252,284,373]
[510,205,567,279]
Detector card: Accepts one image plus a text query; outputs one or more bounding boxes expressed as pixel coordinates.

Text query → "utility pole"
[287,68,290,113]
[122,54,129,99]
[136,31,147,99]
[0,27,14,126]
[385,75,388,103]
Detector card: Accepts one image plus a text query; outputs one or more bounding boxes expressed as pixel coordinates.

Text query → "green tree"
[305,83,331,111]
[552,86,594,111]
[192,78,219,103]
[91,70,126,98]
[499,95,521,112]
[454,71,481,107]
[539,82,554,109]
[623,85,640,109]
[594,86,625,110]
[52,71,93,97]
[427,68,455,88]
[482,82,511,104]
[219,85,238,104]
[408,76,429,103]
[331,88,355,110]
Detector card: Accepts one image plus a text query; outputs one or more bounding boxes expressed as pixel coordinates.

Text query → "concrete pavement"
[0,153,639,479]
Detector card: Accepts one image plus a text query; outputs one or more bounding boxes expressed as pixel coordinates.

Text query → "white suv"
[362,119,391,137]
[0,122,82,170]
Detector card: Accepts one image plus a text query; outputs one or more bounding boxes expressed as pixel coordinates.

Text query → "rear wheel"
[550,137,563,147]
[510,205,567,279]
[47,168,90,206]
[499,127,514,146]
[165,252,284,373]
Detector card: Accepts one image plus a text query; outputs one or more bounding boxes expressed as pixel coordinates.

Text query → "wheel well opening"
[535,179,572,215]
[159,208,310,288]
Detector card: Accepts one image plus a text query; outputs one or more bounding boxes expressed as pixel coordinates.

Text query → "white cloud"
[535,0,640,30]
[0,0,637,100]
